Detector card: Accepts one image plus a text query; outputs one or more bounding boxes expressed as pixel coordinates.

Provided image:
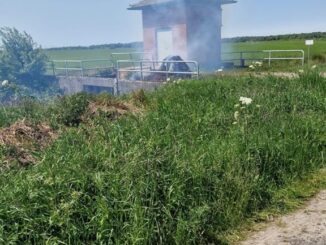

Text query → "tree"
[0,27,48,89]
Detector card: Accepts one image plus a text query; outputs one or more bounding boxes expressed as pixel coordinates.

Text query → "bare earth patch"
[84,100,143,121]
[0,119,57,167]
[240,191,326,245]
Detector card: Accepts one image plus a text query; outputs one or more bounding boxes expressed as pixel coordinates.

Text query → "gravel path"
[240,191,326,245]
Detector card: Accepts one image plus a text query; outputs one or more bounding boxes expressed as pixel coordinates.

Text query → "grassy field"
[45,48,134,61]
[45,39,326,73]
[45,39,326,60]
[223,39,326,56]
[0,70,325,244]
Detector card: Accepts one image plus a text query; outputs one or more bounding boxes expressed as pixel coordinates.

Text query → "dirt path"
[240,190,326,245]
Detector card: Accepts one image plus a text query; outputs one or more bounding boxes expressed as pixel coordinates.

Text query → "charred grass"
[0,71,325,244]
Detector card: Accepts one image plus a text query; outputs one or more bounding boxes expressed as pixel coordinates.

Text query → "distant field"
[45,48,135,61]
[46,39,326,61]
[223,39,326,57]
[45,39,325,73]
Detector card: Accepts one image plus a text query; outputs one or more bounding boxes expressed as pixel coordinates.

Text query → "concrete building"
[129,0,236,69]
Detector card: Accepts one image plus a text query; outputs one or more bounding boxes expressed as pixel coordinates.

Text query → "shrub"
[55,92,91,126]
[312,54,326,63]
[0,27,48,89]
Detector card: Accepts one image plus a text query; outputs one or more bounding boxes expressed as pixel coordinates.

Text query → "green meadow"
[45,39,326,73]
[45,39,326,61]
[45,48,134,61]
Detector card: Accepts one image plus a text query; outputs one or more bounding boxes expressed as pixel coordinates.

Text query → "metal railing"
[116,60,199,79]
[48,59,115,77]
[115,60,200,95]
[222,49,305,67]
[263,50,305,66]
[222,51,265,67]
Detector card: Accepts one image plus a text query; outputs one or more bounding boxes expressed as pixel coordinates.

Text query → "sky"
[0,0,325,48]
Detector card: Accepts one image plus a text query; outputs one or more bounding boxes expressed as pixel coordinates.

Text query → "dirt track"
[240,191,326,245]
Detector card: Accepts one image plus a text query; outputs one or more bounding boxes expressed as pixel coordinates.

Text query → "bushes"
[55,92,91,126]
[0,28,61,103]
[0,28,48,87]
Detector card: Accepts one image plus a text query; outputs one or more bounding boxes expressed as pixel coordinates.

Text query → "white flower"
[249,65,255,70]
[234,111,240,121]
[254,61,263,67]
[166,77,171,82]
[298,69,304,74]
[1,80,9,86]
[311,65,317,70]
[217,68,223,73]
[239,96,253,105]
[256,104,261,108]
[232,121,238,125]
[234,104,240,108]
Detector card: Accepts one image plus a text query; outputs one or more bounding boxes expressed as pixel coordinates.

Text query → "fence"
[116,60,199,80]
[48,59,115,77]
[222,49,305,67]
[263,50,305,66]
[115,60,199,95]
[48,52,155,77]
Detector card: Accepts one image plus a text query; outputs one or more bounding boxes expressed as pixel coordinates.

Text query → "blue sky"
[0,0,325,48]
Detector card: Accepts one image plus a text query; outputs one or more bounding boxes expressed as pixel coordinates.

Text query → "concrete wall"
[58,76,164,95]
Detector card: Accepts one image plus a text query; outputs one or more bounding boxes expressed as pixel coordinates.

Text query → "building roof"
[128,0,237,10]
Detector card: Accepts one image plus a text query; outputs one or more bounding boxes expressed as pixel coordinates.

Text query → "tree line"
[222,32,326,43]
[46,42,143,51]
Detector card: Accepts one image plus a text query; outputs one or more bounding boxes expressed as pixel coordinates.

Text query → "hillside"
[0,70,325,244]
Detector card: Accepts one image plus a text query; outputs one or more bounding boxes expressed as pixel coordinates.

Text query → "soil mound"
[0,120,57,167]
[85,100,142,121]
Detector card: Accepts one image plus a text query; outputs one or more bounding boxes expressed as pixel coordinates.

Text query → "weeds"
[0,71,325,244]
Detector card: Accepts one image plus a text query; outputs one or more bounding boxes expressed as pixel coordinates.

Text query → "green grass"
[45,39,326,72]
[0,71,325,244]
[223,39,326,57]
[222,39,326,70]
[46,39,326,61]
[45,48,135,61]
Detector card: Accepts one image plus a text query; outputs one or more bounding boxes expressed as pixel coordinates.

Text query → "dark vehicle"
[149,55,192,81]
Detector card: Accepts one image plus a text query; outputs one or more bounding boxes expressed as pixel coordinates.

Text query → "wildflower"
[1,80,9,86]
[298,69,304,74]
[249,65,255,70]
[166,77,171,82]
[234,104,240,108]
[233,121,238,125]
[254,61,263,67]
[256,104,261,108]
[216,68,223,73]
[311,65,317,70]
[234,111,240,121]
[239,96,253,105]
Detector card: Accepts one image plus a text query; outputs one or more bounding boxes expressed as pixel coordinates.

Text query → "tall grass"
[0,72,325,244]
